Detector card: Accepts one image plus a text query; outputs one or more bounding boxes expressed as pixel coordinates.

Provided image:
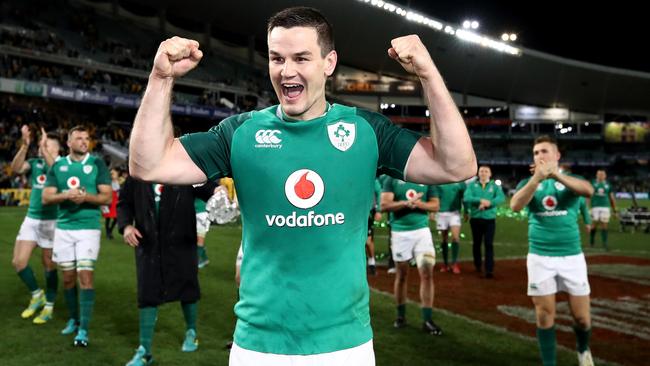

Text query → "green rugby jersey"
[578,196,591,225]
[433,182,465,212]
[180,103,420,355]
[382,176,436,232]
[463,180,505,219]
[194,197,207,213]
[516,175,586,256]
[26,158,58,220]
[590,180,612,208]
[46,154,111,230]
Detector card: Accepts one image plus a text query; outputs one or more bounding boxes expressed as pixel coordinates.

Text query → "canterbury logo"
[255,130,282,144]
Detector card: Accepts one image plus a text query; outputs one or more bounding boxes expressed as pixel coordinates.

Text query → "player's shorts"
[52,229,101,264]
[229,340,375,366]
[391,227,435,263]
[590,207,611,223]
[236,243,243,267]
[367,210,375,237]
[196,212,210,237]
[16,217,56,249]
[526,253,591,296]
[435,211,461,230]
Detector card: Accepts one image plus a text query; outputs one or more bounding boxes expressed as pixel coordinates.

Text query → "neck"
[281,98,328,121]
[480,179,489,184]
[70,152,87,161]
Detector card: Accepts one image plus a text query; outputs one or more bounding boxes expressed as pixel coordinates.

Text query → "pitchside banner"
[0,77,233,120]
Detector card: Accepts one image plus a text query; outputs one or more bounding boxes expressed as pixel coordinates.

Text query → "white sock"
[31,289,43,298]
[368,257,376,266]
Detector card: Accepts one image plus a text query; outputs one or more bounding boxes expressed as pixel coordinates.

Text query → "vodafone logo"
[67,176,80,189]
[406,189,418,200]
[285,169,324,209]
[36,174,47,185]
[542,195,558,211]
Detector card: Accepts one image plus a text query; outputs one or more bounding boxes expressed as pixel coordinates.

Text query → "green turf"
[2,201,646,365]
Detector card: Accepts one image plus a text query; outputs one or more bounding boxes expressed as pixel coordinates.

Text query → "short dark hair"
[67,125,88,140]
[534,135,557,146]
[267,7,335,57]
[46,132,61,144]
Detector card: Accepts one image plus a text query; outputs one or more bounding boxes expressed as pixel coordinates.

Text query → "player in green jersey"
[366,178,383,276]
[42,126,112,347]
[129,7,476,365]
[381,177,442,335]
[588,169,616,250]
[10,125,61,323]
[432,182,466,274]
[511,136,595,366]
[194,198,211,268]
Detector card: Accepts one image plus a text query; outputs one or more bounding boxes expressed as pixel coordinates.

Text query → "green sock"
[397,304,406,318]
[197,246,207,260]
[451,242,459,264]
[574,326,591,353]
[44,270,58,303]
[601,230,608,248]
[536,326,557,366]
[181,301,197,331]
[79,289,95,331]
[421,307,433,322]
[590,229,596,245]
[441,242,449,265]
[64,287,79,321]
[139,307,158,354]
[17,266,39,292]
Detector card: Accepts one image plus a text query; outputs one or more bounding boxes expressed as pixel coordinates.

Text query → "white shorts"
[229,340,375,366]
[16,217,56,249]
[435,211,461,230]
[52,229,101,264]
[391,227,435,263]
[591,207,611,223]
[236,243,243,267]
[526,253,591,296]
[196,212,210,237]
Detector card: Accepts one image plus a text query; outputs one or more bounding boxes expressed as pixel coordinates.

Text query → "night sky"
[393,0,647,73]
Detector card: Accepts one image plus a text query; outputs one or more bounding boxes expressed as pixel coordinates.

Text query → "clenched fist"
[152,36,203,80]
[388,35,435,80]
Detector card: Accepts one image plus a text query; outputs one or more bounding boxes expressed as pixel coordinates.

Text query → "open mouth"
[281,83,304,100]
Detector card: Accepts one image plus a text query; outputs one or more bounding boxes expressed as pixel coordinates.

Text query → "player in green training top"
[432,182,466,274]
[10,125,61,324]
[381,177,441,335]
[588,169,616,250]
[511,136,595,366]
[194,197,211,268]
[128,7,476,365]
[42,126,112,348]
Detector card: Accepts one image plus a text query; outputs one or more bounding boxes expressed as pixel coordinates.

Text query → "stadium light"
[509,33,517,41]
[425,109,430,117]
[501,33,509,41]
[356,0,520,55]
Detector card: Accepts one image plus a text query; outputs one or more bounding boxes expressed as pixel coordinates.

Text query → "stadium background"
[1,0,648,365]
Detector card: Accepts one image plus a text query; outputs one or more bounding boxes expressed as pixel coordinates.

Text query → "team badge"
[542,195,558,210]
[154,184,164,202]
[327,121,356,152]
[554,182,565,191]
[83,165,93,174]
[67,176,80,189]
[284,169,324,209]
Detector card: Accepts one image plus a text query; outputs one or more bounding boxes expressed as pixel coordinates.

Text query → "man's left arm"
[553,172,594,198]
[83,159,113,205]
[388,35,476,184]
[609,192,617,214]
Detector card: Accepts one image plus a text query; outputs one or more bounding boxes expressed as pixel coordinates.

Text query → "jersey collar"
[66,153,90,165]
[276,102,331,122]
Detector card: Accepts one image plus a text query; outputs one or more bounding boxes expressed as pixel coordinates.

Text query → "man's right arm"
[42,187,69,205]
[510,177,540,212]
[129,37,207,184]
[10,144,30,175]
[380,192,410,212]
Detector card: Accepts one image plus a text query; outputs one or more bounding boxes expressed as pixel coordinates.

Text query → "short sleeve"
[357,109,421,180]
[94,158,111,185]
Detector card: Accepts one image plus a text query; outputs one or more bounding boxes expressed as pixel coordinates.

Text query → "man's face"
[44,138,60,158]
[533,142,560,165]
[478,166,491,181]
[68,131,89,155]
[268,26,337,120]
[597,170,606,181]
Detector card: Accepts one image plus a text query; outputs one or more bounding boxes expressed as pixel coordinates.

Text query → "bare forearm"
[381,200,409,212]
[511,178,541,211]
[84,192,112,206]
[43,191,68,205]
[129,76,175,179]
[421,74,476,179]
[10,145,28,174]
[416,201,439,212]
[554,173,593,197]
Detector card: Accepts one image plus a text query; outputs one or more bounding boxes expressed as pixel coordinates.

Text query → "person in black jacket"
[118,176,217,366]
